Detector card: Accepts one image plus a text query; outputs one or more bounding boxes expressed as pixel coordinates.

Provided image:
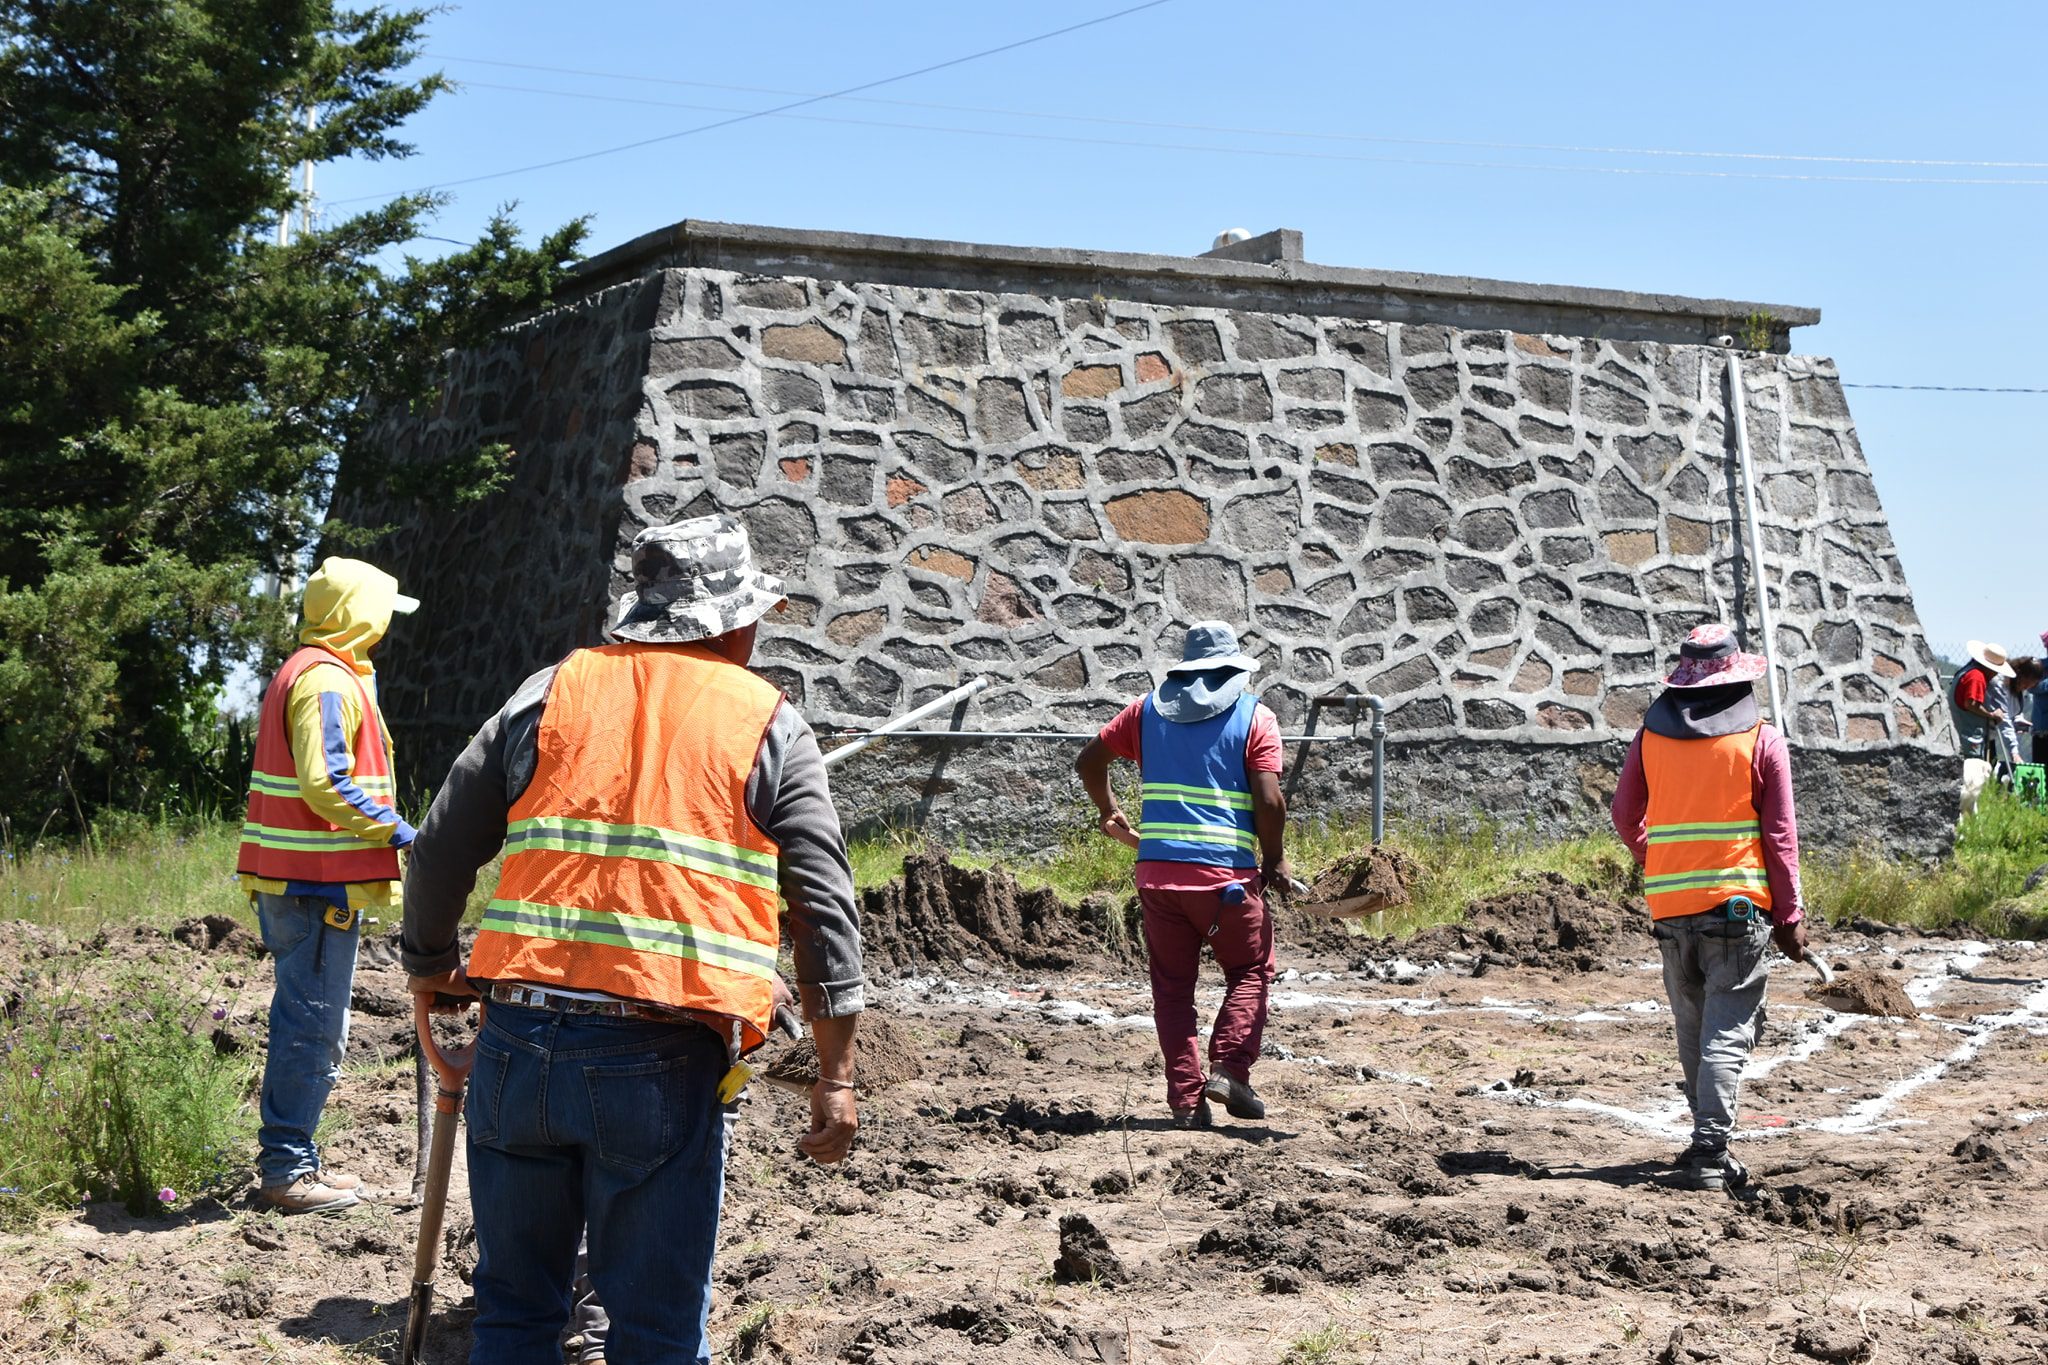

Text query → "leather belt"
[485,982,698,1026]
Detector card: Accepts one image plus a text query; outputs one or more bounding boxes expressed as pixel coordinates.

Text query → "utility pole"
[277,101,314,247]
[300,104,316,239]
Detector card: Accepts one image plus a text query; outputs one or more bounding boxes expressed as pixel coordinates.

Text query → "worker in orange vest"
[401,514,863,1363]
[236,557,420,1214]
[1611,623,1810,1191]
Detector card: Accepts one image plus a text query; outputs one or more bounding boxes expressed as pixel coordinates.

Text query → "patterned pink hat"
[1665,623,1769,689]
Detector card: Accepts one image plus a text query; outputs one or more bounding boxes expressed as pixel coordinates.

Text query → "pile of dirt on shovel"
[760,1013,924,1090]
[1303,845,1418,911]
[1810,966,1919,1018]
[1395,871,1650,974]
[858,853,1118,975]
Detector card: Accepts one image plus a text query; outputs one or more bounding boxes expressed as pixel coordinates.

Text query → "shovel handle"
[413,992,480,1094]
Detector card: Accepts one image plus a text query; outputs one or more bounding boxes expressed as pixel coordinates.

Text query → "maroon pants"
[1140,883,1276,1111]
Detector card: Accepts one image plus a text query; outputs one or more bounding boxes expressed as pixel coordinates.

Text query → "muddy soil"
[857,854,1128,975]
[1389,870,1652,974]
[5,892,2048,1364]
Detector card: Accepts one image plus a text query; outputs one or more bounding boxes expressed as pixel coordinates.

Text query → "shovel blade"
[1295,890,1400,919]
[400,1280,435,1365]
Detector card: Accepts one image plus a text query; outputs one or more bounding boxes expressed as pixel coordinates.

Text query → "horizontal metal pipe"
[820,676,991,768]
[821,727,1375,746]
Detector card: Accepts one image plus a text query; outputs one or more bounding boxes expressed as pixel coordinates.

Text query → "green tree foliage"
[0,1,588,842]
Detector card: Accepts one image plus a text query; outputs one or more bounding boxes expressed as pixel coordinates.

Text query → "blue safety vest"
[1136,691,1259,868]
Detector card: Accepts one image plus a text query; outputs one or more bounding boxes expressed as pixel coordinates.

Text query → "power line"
[429,51,2048,173]
[1844,383,2048,394]
[329,0,1176,206]
[421,78,2048,188]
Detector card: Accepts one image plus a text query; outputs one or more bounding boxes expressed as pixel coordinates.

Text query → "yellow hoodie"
[239,558,416,911]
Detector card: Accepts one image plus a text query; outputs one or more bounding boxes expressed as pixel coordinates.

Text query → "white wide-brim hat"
[1967,640,2015,680]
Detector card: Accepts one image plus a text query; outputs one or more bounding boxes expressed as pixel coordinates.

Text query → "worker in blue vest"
[1077,621,1289,1128]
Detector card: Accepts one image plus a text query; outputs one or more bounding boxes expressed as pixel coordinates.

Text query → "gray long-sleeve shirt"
[400,658,864,1019]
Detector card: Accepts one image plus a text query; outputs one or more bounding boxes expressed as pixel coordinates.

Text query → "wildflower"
[99,1033,114,1042]
[29,1066,38,1079]
[157,1187,176,1204]
[212,1007,226,1021]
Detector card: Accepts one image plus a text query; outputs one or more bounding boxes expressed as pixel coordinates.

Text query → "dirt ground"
[4,866,2048,1365]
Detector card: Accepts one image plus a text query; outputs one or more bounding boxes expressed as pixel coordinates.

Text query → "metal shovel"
[401,994,480,1365]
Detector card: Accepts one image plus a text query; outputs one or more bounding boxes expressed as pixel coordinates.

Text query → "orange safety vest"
[1640,724,1774,920]
[466,643,785,1048]
[236,646,401,883]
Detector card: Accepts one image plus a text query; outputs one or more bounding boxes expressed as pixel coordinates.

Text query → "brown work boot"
[1203,1072,1265,1121]
[259,1176,360,1214]
[316,1169,362,1192]
[1170,1100,1213,1130]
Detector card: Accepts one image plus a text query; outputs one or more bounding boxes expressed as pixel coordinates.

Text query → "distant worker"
[1076,621,1288,1129]
[1611,623,1808,1192]
[401,513,864,1363]
[2006,655,2044,767]
[2033,635,2048,766]
[236,558,420,1213]
[1952,640,2021,771]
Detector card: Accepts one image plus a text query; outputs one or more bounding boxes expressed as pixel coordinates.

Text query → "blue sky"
[321,0,2046,666]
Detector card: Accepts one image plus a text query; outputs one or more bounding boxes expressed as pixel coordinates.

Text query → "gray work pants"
[1653,911,1772,1149]
[563,1234,607,1362]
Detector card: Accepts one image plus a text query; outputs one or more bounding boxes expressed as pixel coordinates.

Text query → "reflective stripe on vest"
[481,899,779,980]
[1136,691,1259,868]
[234,646,401,884]
[465,644,785,1048]
[1640,724,1774,921]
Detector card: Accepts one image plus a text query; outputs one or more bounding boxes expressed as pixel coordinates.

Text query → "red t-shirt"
[1096,696,1283,891]
[1954,665,1987,710]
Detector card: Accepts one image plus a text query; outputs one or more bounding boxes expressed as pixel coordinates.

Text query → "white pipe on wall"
[1725,355,1785,724]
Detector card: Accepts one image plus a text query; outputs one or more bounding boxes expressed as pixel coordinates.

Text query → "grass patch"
[0,962,257,1223]
[1,817,248,937]
[1806,784,2048,934]
[1282,1324,1365,1365]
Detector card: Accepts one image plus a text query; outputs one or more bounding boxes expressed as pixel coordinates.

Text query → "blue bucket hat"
[1155,621,1259,724]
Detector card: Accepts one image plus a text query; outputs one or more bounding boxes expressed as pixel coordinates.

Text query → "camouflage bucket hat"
[606,513,785,645]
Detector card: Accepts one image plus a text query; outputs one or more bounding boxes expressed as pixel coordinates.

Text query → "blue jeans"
[255,892,360,1188]
[466,1003,729,1365]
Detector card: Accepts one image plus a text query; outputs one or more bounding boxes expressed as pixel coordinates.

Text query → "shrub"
[0,965,255,1223]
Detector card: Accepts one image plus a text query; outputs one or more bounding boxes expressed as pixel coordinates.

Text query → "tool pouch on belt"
[1703,896,1768,939]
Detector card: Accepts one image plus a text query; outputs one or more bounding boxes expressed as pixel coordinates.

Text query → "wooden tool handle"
[413,992,480,1091]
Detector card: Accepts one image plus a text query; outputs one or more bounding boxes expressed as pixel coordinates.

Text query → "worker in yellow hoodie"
[236,558,419,1213]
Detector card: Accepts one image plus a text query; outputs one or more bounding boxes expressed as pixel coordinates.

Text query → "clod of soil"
[172,913,261,956]
[1052,1213,1128,1285]
[1302,845,1417,915]
[759,1013,923,1090]
[1399,871,1648,973]
[1792,1323,1874,1362]
[1811,967,1918,1018]
[858,853,1116,974]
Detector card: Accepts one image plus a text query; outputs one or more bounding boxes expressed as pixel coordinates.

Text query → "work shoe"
[316,1169,362,1192]
[1675,1143,1748,1192]
[259,1176,360,1214]
[1170,1100,1213,1130]
[1203,1072,1266,1121]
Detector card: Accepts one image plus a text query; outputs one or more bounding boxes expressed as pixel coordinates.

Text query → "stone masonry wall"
[338,264,1960,857]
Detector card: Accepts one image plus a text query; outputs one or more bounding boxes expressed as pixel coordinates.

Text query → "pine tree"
[0,1,587,841]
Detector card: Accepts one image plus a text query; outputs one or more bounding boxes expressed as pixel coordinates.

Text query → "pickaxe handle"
[401,993,480,1365]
